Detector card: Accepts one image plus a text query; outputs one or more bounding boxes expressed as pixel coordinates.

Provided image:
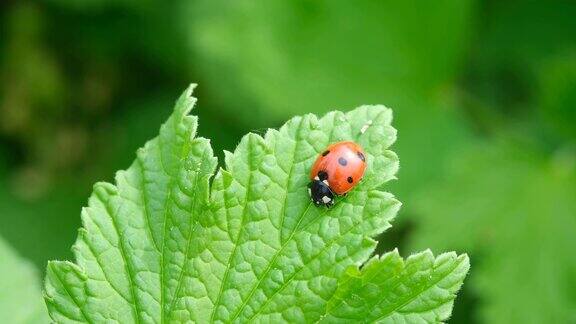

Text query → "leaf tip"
[175,83,199,116]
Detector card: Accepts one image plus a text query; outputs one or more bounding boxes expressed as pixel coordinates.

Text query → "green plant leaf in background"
[44,86,469,322]
[0,236,49,323]
[409,141,576,323]
[183,0,475,209]
[185,0,472,122]
[0,0,476,273]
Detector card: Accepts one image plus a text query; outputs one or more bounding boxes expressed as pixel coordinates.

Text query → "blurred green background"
[0,0,575,323]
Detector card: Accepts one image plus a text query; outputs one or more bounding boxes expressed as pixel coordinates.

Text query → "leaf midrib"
[230,201,315,322]
[165,167,202,318]
[153,129,184,323]
[228,118,309,322]
[209,135,257,323]
[163,137,207,321]
[234,112,384,321]
[135,156,165,322]
[246,193,379,322]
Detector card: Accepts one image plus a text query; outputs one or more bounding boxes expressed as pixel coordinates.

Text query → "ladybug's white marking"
[314,176,320,181]
[322,196,332,204]
[360,120,373,134]
[322,180,329,186]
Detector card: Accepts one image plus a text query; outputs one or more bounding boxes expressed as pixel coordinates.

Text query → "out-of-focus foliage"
[186,0,471,121]
[0,237,49,323]
[410,140,576,323]
[1,0,575,322]
[538,53,576,142]
[185,0,475,197]
[458,1,576,145]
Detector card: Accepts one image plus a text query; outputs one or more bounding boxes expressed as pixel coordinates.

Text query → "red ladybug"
[308,141,367,207]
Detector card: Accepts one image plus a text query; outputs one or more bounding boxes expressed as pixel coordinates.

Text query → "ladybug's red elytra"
[308,141,367,207]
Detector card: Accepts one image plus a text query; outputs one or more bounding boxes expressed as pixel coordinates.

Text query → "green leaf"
[323,250,469,323]
[44,85,468,322]
[182,0,474,203]
[0,236,49,323]
[409,141,576,323]
[185,0,474,123]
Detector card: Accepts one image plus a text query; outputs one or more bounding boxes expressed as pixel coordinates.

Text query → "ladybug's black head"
[308,173,334,207]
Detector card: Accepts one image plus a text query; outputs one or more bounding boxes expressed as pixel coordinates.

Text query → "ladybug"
[308,141,367,207]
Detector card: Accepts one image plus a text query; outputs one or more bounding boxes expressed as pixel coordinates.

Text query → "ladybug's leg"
[326,199,335,208]
[307,182,316,204]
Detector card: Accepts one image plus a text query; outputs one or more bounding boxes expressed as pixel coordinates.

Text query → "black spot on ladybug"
[318,170,328,181]
[347,176,353,183]
[322,150,330,156]
[357,152,365,162]
[338,157,348,166]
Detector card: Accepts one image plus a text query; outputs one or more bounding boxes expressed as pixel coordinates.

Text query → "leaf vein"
[95,189,143,324]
